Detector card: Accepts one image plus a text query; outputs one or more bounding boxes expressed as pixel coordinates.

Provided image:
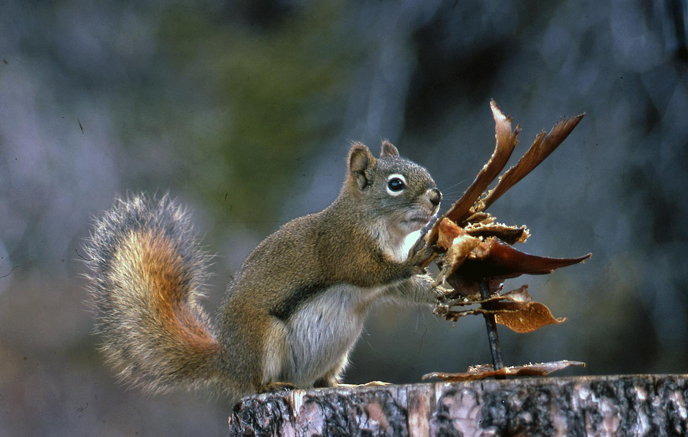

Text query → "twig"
[479,278,505,375]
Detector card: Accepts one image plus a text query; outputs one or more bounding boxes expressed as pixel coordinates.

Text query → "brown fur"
[129,231,219,356]
[84,142,441,402]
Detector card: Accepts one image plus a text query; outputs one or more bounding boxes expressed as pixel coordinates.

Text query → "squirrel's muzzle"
[428,188,442,207]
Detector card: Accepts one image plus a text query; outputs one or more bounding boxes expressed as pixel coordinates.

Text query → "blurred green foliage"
[157,2,361,229]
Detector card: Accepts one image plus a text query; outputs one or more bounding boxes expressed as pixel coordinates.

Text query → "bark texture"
[228,375,688,436]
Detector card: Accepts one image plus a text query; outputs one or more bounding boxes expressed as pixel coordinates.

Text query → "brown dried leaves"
[419,100,590,336]
[435,218,590,286]
[424,100,585,248]
[410,100,592,381]
[422,360,586,382]
[494,301,566,334]
[433,194,589,335]
[415,101,590,380]
[425,100,521,248]
[435,285,567,333]
[480,113,585,211]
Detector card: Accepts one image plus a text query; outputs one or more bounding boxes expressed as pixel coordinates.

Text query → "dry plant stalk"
[413,100,590,382]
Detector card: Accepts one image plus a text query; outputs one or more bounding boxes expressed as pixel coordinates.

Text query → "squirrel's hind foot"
[260,381,297,394]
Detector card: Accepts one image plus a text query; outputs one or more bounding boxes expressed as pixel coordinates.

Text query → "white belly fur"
[279,283,385,386]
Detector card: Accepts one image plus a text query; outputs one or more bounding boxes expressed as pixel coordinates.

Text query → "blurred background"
[1,0,687,435]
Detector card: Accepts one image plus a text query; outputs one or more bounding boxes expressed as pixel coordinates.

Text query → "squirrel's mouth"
[401,212,433,231]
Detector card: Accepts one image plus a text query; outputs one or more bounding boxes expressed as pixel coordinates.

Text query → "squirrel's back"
[84,194,223,394]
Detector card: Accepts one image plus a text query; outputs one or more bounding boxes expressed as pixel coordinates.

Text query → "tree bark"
[228,375,688,436]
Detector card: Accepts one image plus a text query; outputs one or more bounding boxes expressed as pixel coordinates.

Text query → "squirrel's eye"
[388,178,405,191]
[386,175,407,196]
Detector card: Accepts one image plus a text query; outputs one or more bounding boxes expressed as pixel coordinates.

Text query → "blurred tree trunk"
[228,375,688,436]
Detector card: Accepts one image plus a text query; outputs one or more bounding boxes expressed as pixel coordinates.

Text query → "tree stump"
[228,375,688,436]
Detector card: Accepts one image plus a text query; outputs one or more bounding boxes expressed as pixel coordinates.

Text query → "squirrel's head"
[344,141,441,237]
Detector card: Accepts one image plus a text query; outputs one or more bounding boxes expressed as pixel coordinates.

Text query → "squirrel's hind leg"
[312,353,350,388]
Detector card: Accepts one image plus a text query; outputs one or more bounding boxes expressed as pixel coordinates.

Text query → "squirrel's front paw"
[418,274,452,299]
[433,283,453,297]
[406,243,438,269]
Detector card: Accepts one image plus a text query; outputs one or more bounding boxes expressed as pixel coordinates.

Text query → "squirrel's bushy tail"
[84,194,221,393]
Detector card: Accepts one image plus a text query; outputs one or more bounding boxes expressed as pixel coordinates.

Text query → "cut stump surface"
[229,375,688,436]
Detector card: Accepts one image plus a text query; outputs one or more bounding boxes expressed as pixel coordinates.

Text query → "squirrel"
[84,140,443,401]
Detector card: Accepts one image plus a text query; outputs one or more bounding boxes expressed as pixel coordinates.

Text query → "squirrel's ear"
[380,140,399,158]
[348,142,376,190]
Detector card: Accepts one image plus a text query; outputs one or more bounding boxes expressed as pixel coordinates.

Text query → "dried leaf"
[446,239,481,276]
[436,286,534,322]
[436,284,566,333]
[437,218,463,250]
[464,222,530,244]
[464,212,494,224]
[494,301,566,333]
[422,360,585,382]
[439,306,523,322]
[426,100,520,245]
[453,237,592,279]
[434,219,481,282]
[442,285,530,307]
[480,113,585,212]
[443,276,503,300]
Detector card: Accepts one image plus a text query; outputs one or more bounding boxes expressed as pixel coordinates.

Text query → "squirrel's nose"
[428,188,442,207]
